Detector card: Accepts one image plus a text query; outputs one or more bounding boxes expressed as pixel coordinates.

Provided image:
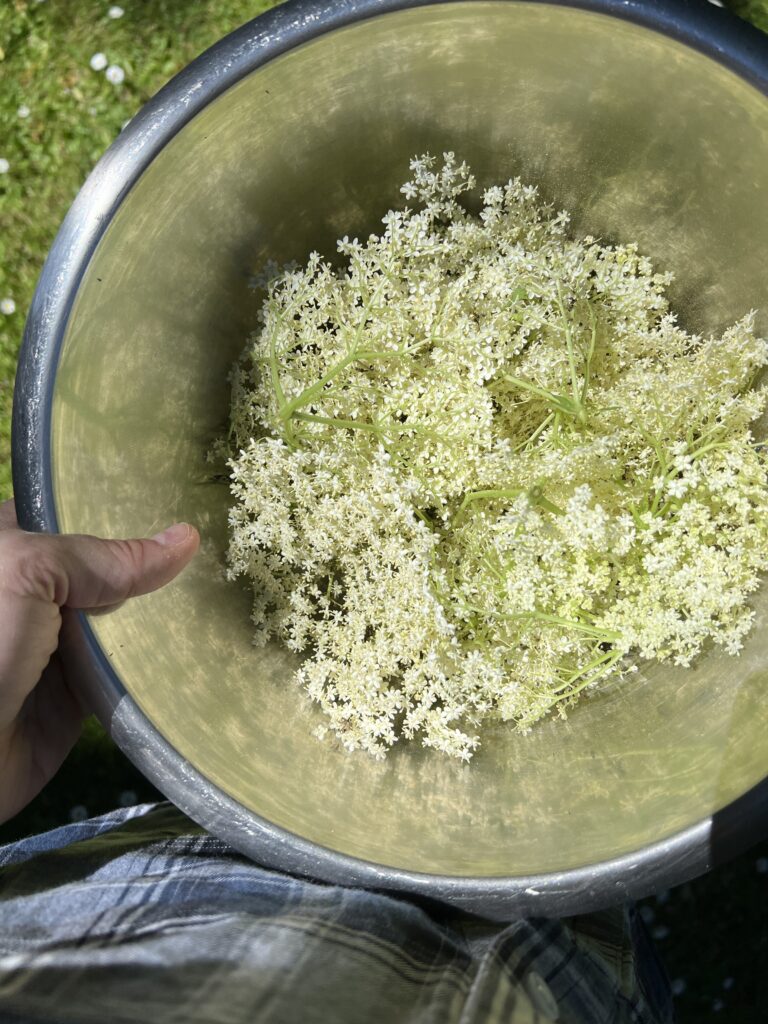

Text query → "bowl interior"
[50,1,768,877]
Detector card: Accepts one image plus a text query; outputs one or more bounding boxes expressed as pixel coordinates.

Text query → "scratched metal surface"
[13,0,768,912]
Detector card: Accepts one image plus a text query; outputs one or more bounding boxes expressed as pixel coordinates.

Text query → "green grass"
[1,2,768,1022]
[731,0,768,31]
[0,0,281,499]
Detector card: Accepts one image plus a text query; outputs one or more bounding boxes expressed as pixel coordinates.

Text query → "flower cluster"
[222,153,768,760]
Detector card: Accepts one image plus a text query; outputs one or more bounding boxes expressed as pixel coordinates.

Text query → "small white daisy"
[0,298,16,316]
[108,4,125,17]
[105,64,125,85]
[0,158,9,174]
[17,104,31,119]
[90,52,108,71]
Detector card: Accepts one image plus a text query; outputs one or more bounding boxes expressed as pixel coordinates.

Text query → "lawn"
[0,0,281,499]
[1,1,768,1022]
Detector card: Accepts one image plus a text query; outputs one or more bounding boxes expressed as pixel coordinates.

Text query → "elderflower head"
[222,152,768,761]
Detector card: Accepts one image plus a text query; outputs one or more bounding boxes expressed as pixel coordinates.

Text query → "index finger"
[0,499,17,531]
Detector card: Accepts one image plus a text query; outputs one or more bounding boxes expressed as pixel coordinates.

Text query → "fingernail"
[151,522,190,547]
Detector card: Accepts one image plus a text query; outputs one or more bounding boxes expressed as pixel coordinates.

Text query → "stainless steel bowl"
[13,0,768,918]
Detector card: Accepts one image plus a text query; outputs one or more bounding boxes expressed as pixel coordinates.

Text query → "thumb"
[4,523,200,610]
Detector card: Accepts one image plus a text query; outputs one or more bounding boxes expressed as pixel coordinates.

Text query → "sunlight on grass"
[0,0,281,499]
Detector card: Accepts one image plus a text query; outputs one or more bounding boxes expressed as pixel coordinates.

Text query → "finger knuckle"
[0,533,64,603]
[108,539,147,598]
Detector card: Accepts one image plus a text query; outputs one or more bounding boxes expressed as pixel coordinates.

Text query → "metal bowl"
[12,0,768,918]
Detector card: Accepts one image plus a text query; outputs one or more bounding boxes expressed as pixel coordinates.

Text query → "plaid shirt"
[0,802,672,1024]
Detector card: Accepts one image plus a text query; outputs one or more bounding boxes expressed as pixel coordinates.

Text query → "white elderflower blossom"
[665,477,689,499]
[221,153,768,760]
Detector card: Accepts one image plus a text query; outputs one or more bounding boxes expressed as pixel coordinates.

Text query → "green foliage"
[730,0,768,32]
[0,0,281,500]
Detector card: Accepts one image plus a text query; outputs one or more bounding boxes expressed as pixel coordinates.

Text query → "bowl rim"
[12,0,768,918]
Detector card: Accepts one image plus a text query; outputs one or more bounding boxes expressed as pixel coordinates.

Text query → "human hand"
[0,498,199,824]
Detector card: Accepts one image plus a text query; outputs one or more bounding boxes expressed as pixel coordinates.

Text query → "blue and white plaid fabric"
[0,802,673,1023]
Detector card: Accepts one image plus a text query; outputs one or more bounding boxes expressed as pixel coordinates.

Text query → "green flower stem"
[458,487,525,512]
[581,302,598,404]
[293,411,384,435]
[514,411,556,452]
[522,612,621,641]
[690,440,731,461]
[268,326,295,446]
[279,350,375,422]
[294,410,460,450]
[555,281,584,412]
[548,650,625,705]
[529,488,565,516]
[458,485,564,516]
[502,372,586,425]
[461,602,621,644]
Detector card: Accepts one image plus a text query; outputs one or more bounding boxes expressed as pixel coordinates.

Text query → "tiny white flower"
[90,52,108,71]
[0,158,9,174]
[108,4,125,17]
[105,64,125,85]
[666,477,688,499]
[0,298,16,316]
[17,104,31,119]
